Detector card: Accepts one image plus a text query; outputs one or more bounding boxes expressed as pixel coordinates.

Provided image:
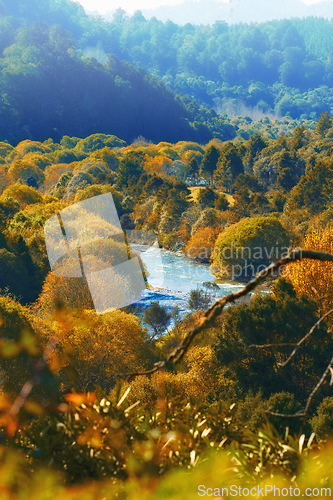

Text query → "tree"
[90,147,120,171]
[277,167,295,191]
[247,193,271,215]
[232,187,252,219]
[310,397,333,439]
[214,143,243,192]
[185,227,220,263]
[277,151,304,188]
[233,173,264,194]
[244,133,267,170]
[316,112,332,136]
[143,302,171,339]
[200,145,220,184]
[214,279,333,400]
[187,155,200,178]
[0,295,54,398]
[188,289,211,311]
[117,151,145,188]
[214,194,229,211]
[8,159,45,185]
[1,184,42,208]
[291,125,306,150]
[0,248,35,303]
[271,191,287,212]
[286,160,333,214]
[0,197,20,230]
[197,186,218,208]
[192,207,221,234]
[286,226,333,327]
[213,216,290,281]
[163,182,190,221]
[43,309,152,392]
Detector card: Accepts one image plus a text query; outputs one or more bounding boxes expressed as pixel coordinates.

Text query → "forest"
[0,111,331,497]
[2,0,333,124]
[0,0,332,498]
[0,0,333,145]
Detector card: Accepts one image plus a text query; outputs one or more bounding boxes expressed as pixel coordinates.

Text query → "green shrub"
[310,397,333,439]
[212,215,290,280]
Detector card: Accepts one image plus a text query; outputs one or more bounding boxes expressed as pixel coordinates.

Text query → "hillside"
[1,0,333,141]
[80,13,333,122]
[0,2,238,144]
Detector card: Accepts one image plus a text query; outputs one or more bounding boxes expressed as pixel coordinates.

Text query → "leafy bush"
[188,289,211,311]
[212,215,290,280]
[310,397,333,439]
[1,185,43,208]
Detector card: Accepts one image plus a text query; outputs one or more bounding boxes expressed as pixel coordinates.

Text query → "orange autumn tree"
[144,154,172,175]
[286,226,333,325]
[185,227,220,263]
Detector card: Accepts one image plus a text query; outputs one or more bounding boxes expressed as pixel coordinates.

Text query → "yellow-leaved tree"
[36,308,151,392]
[286,226,333,325]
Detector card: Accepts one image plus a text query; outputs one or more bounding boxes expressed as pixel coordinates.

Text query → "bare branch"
[277,308,333,368]
[267,356,333,419]
[265,409,306,418]
[265,358,333,418]
[116,248,333,381]
[303,356,333,416]
[8,248,333,421]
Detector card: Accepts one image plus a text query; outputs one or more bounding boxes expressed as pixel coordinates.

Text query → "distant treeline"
[0,2,242,144]
[83,14,333,120]
[2,1,333,121]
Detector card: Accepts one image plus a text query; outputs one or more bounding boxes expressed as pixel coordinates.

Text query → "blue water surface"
[131,245,243,314]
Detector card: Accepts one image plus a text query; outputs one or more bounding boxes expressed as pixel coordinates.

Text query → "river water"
[131,245,243,314]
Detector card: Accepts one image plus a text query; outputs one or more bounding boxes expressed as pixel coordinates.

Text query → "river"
[131,245,244,314]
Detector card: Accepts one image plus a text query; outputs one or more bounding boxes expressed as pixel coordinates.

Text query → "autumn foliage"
[0,122,331,499]
[185,227,220,263]
[286,226,333,324]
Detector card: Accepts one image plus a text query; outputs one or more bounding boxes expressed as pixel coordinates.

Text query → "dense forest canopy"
[0,120,332,496]
[138,0,333,25]
[0,113,332,301]
[86,14,333,120]
[1,0,333,144]
[0,19,226,144]
[2,0,333,122]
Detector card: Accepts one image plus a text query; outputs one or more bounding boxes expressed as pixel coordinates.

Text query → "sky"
[76,0,324,15]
